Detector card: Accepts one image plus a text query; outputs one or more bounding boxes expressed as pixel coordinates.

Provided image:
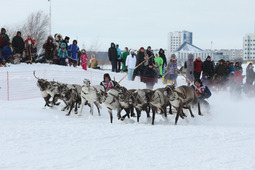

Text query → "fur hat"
[194,79,203,86]
[103,73,111,81]
[55,34,63,41]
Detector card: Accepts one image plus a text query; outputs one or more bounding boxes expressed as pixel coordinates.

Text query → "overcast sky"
[1,0,255,51]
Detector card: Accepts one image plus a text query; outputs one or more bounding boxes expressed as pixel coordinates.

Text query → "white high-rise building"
[167,30,192,57]
[243,32,255,61]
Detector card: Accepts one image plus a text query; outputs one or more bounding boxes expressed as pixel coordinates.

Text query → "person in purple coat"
[186,54,194,86]
[164,54,178,84]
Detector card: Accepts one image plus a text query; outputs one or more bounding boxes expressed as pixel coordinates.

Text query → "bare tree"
[87,39,101,56]
[21,11,49,50]
[2,11,49,53]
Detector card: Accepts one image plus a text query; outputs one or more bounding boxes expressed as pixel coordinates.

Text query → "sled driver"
[191,79,212,102]
[100,73,117,92]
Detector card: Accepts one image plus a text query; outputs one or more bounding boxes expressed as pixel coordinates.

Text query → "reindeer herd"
[34,71,203,125]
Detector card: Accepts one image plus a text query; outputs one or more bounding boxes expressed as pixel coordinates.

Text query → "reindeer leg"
[66,102,74,116]
[169,104,173,115]
[175,102,183,125]
[74,101,78,114]
[117,109,122,120]
[136,108,141,122]
[163,106,167,118]
[90,102,94,116]
[198,102,202,116]
[77,98,86,116]
[180,109,185,119]
[152,108,156,125]
[61,100,69,111]
[61,105,68,111]
[146,106,151,118]
[121,108,130,121]
[126,109,130,119]
[52,95,60,106]
[188,105,195,118]
[108,109,113,123]
[44,95,51,107]
[94,101,102,116]
[181,107,187,117]
[130,106,136,117]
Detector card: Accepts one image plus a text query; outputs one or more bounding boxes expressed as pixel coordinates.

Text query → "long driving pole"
[176,69,202,93]
[49,0,52,35]
[115,55,153,87]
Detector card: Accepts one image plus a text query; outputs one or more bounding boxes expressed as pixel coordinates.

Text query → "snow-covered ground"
[1,64,255,170]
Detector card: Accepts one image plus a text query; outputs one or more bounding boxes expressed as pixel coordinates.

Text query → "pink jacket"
[80,54,88,65]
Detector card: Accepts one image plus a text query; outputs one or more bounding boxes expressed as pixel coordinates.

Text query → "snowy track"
[1,64,255,170]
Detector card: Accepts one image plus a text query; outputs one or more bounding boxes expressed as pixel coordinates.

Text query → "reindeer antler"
[33,70,39,80]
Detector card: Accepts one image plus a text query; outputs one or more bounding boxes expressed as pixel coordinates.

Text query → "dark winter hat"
[111,42,115,46]
[147,46,151,49]
[194,79,203,86]
[103,73,111,81]
[203,72,208,77]
[207,56,211,59]
[17,31,21,35]
[64,36,70,40]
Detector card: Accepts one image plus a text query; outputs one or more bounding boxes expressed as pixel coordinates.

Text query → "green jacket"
[121,51,129,71]
[4,34,10,42]
[154,57,163,75]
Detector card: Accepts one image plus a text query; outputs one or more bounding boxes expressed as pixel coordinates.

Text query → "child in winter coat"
[164,54,177,85]
[58,43,68,66]
[80,49,89,70]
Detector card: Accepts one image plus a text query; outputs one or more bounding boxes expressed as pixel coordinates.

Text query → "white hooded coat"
[126,50,137,69]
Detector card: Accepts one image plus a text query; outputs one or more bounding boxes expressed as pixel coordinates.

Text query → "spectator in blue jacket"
[1,42,13,65]
[58,43,68,66]
[116,44,122,72]
[67,40,79,67]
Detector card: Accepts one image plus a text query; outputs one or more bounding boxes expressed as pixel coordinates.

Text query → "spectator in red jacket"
[0,33,8,50]
[194,56,203,80]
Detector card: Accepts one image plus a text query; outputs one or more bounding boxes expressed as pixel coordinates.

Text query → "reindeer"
[102,88,122,123]
[34,71,57,107]
[117,86,136,120]
[78,79,105,117]
[129,89,152,123]
[164,84,202,125]
[149,88,173,125]
[62,86,80,116]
